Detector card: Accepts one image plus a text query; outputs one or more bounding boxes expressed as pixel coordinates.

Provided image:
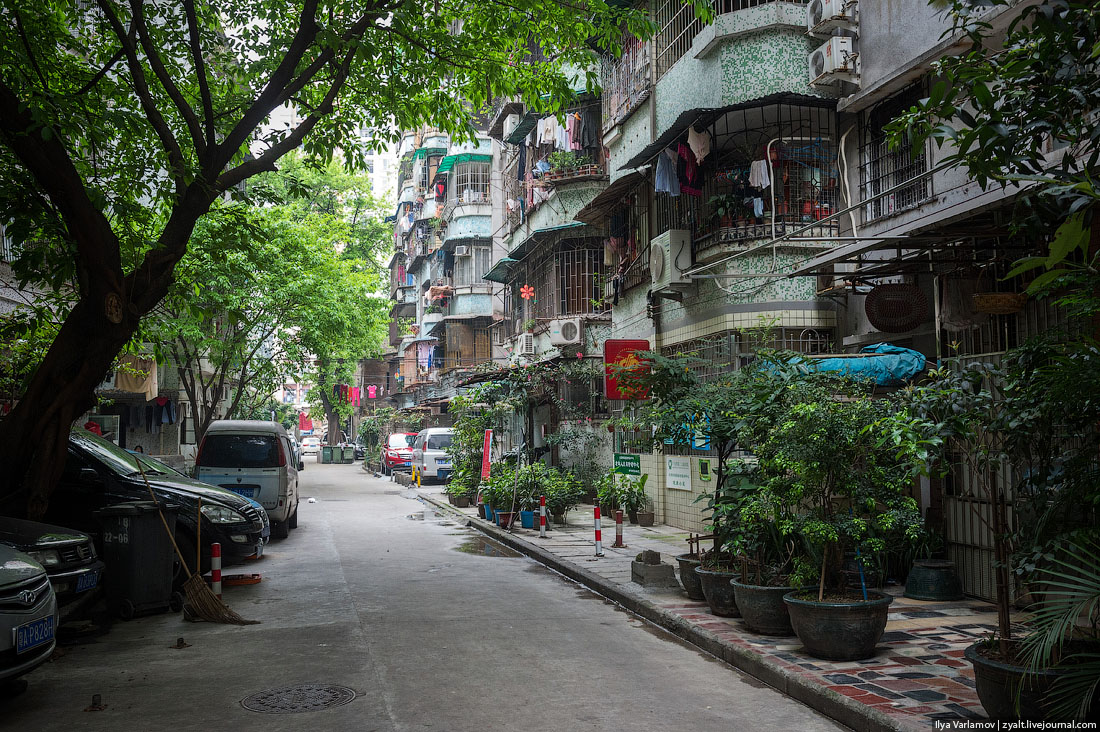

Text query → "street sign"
[666,456,692,491]
[613,453,641,475]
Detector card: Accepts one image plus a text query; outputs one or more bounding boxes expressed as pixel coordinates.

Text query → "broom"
[136,460,259,625]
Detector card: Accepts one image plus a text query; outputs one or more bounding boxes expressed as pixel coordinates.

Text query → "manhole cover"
[241,684,357,714]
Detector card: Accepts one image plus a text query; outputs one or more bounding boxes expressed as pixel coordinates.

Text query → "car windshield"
[426,433,453,450]
[72,429,143,476]
[198,434,281,468]
[136,454,185,477]
[388,434,415,449]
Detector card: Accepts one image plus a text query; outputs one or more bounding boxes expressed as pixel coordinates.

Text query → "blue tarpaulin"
[809,344,926,386]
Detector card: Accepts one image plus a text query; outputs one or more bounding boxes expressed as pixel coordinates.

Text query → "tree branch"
[73,47,126,97]
[181,0,216,148]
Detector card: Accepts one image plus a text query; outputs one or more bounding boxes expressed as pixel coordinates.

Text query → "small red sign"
[604,339,651,401]
[480,429,493,479]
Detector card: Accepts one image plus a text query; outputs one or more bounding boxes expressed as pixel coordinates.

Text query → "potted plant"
[618,474,652,525]
[596,474,618,519]
[903,528,963,601]
[707,193,743,229]
[767,378,922,661]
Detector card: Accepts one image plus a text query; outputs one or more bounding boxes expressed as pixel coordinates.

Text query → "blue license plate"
[232,487,255,498]
[402,461,411,466]
[75,570,99,593]
[15,615,54,654]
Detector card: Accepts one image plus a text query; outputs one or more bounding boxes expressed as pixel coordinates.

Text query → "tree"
[0,0,655,517]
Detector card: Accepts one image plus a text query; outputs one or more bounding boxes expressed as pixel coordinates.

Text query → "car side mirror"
[298,461,305,471]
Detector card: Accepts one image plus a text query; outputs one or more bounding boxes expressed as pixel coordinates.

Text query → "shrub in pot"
[618,474,651,524]
[543,466,584,526]
[759,378,921,661]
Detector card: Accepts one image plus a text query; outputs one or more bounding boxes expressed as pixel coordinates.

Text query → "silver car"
[0,544,58,683]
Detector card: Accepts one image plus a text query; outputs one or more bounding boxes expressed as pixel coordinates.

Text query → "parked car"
[0,517,104,607]
[353,442,365,460]
[300,436,321,456]
[288,437,303,468]
[41,429,266,580]
[131,453,271,547]
[380,432,417,475]
[411,428,454,482]
[0,545,58,684]
[195,420,301,539]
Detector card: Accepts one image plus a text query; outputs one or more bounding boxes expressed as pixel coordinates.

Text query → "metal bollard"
[593,507,603,556]
[210,542,222,598]
[539,495,547,539]
[612,510,625,548]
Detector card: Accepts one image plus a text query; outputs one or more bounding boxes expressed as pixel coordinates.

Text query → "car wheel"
[119,598,136,620]
[173,532,202,587]
[273,518,289,539]
[288,504,298,529]
[169,591,185,613]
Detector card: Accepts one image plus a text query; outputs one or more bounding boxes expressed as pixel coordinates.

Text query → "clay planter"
[496,511,517,529]
[694,566,740,617]
[627,510,638,524]
[675,554,705,601]
[477,504,487,519]
[904,559,963,601]
[636,512,654,527]
[453,495,470,509]
[965,642,1100,721]
[731,578,797,636]
[783,590,892,661]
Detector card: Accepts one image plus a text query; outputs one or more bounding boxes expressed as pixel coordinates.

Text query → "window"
[451,162,491,204]
[417,154,442,190]
[558,246,603,316]
[454,245,492,286]
[860,83,931,222]
[198,434,282,468]
[427,433,453,450]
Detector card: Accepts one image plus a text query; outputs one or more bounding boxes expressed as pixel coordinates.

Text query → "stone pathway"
[417,486,1008,730]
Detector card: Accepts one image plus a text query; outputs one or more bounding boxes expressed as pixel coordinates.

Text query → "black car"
[0,517,104,610]
[42,429,266,578]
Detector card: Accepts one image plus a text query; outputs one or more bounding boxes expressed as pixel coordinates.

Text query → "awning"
[575,171,645,225]
[436,153,493,175]
[619,93,832,171]
[412,146,447,161]
[483,257,519,284]
[484,222,599,283]
[504,112,538,145]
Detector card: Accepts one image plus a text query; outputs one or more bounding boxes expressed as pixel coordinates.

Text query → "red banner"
[298,412,313,432]
[604,339,651,401]
[481,429,493,479]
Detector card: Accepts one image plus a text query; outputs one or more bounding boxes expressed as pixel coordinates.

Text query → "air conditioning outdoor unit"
[649,229,693,294]
[548,317,583,346]
[809,36,859,87]
[807,0,857,36]
[518,332,536,356]
[454,245,471,256]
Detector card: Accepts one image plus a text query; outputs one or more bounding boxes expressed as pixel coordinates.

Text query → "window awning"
[483,222,600,283]
[412,146,447,161]
[504,112,538,145]
[574,171,645,225]
[436,153,492,175]
[483,257,518,284]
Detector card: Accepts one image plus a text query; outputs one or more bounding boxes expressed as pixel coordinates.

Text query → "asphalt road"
[2,462,843,732]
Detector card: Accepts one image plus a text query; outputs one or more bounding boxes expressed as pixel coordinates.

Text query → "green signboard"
[613,453,641,476]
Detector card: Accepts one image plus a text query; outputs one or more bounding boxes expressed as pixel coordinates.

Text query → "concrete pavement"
[2,463,842,732]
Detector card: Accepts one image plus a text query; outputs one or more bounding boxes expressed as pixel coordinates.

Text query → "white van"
[411,427,454,481]
[196,421,301,538]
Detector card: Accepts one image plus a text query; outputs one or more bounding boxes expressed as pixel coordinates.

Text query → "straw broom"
[136,460,259,625]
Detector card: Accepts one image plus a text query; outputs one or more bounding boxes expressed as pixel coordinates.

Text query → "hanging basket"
[864,282,928,333]
[971,292,1026,315]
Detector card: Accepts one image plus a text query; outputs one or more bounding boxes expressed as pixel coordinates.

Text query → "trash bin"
[94,501,183,619]
[342,446,355,463]
[321,446,334,463]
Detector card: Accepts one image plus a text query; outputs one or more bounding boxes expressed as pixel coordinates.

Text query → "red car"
[380,433,417,475]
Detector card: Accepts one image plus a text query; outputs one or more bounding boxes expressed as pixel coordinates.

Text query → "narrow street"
[4,463,840,732]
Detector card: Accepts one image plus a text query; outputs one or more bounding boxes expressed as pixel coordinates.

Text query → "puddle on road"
[454,536,522,558]
[406,510,442,521]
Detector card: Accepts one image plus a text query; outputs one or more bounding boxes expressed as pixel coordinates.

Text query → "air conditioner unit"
[518,332,536,356]
[807,0,857,36]
[649,229,693,293]
[809,36,859,87]
[454,245,471,256]
[548,318,583,346]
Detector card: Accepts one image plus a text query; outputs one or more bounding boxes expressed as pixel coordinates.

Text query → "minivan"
[411,427,454,482]
[196,421,301,539]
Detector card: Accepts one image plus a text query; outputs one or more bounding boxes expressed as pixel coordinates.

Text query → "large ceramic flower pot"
[695,566,740,617]
[731,578,797,636]
[783,590,892,661]
[675,554,705,601]
[965,642,1100,722]
[496,511,516,529]
[904,560,963,601]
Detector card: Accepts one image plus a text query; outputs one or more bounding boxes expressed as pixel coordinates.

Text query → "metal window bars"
[601,32,651,128]
[859,82,932,223]
[450,161,492,205]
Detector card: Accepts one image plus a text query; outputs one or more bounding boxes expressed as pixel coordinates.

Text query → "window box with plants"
[546,152,597,182]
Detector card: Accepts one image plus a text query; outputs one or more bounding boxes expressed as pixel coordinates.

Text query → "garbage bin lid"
[94,500,180,516]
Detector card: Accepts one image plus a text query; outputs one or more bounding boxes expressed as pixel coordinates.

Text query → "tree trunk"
[0,297,138,518]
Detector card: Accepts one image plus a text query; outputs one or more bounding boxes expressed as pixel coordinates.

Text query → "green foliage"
[617,473,649,514]
[446,385,510,499]
[547,151,591,171]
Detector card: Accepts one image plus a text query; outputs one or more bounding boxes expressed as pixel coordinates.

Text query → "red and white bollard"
[210,542,222,599]
[593,507,604,556]
[539,495,547,539]
[612,510,625,548]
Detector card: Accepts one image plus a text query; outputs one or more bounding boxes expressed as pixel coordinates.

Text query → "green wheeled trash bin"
[93,501,184,619]
[321,445,334,464]
[342,446,355,463]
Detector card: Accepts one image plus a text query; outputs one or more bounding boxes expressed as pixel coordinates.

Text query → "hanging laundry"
[581,108,600,150]
[153,397,176,426]
[655,148,680,195]
[687,126,711,164]
[517,143,526,181]
[676,143,702,197]
[753,197,765,218]
[539,116,558,146]
[570,112,584,151]
[435,180,447,201]
[367,385,377,399]
[555,117,570,151]
[115,355,158,401]
[749,159,771,189]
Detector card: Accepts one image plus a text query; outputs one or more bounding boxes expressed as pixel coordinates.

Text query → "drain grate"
[241,684,357,714]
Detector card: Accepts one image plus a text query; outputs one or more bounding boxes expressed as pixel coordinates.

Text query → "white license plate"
[76,570,99,593]
[15,615,54,654]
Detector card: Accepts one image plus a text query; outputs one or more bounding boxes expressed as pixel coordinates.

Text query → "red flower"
[520,284,535,300]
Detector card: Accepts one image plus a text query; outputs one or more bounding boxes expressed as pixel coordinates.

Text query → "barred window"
[859,82,931,223]
[454,245,493,286]
[558,245,603,316]
[451,162,491,204]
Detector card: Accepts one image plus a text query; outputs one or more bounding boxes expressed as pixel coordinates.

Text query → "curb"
[419,491,907,732]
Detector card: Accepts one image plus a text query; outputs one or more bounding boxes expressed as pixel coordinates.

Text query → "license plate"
[436,460,450,466]
[15,615,54,654]
[402,461,411,466]
[232,487,255,498]
[75,570,99,593]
